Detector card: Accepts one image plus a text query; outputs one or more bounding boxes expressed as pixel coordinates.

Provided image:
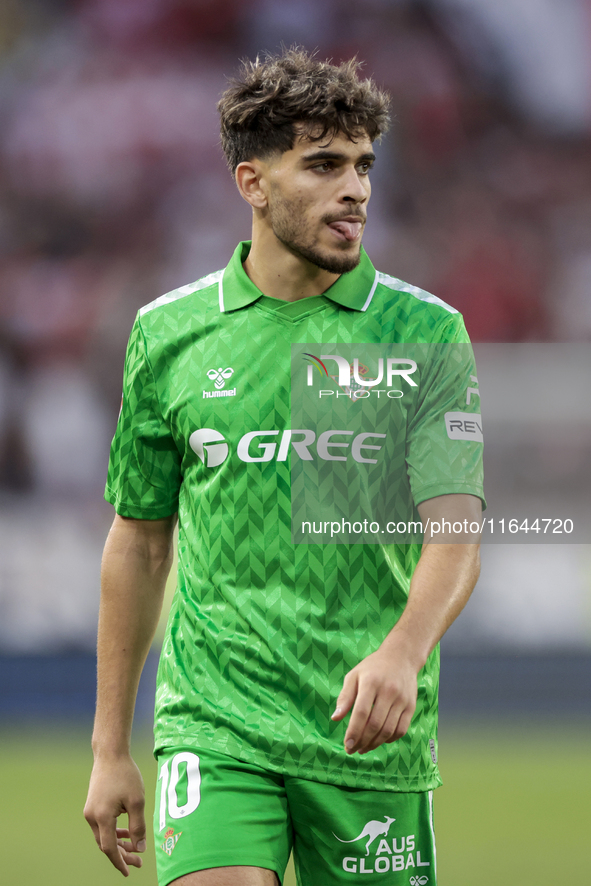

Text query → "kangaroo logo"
[207,367,234,389]
[334,816,396,856]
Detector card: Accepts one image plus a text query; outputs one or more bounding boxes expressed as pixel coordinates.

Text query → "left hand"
[331,640,419,755]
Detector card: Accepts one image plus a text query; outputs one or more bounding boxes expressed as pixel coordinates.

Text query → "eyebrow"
[300,149,376,164]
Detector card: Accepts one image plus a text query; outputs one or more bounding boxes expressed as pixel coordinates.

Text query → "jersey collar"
[220,241,379,313]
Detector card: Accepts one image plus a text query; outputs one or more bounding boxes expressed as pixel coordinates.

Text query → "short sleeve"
[105,316,182,518]
[406,316,486,508]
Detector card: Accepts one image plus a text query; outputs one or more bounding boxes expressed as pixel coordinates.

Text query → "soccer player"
[84,49,484,886]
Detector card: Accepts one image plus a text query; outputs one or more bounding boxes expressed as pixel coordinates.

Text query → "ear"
[235,160,268,210]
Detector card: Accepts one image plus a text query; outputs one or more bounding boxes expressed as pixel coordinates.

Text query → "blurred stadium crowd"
[0,0,590,653]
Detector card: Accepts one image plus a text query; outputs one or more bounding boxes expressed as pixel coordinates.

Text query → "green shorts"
[154,746,437,886]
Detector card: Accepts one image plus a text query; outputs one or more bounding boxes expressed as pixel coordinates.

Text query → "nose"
[341,165,369,204]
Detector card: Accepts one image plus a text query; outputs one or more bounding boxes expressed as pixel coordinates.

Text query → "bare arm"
[84,512,176,876]
[331,494,481,755]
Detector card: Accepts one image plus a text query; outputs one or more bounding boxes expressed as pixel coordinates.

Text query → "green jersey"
[106,242,484,792]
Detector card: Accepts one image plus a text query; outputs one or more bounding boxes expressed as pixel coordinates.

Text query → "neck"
[243,224,340,302]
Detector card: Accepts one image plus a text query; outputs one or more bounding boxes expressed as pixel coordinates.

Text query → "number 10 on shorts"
[158,752,202,830]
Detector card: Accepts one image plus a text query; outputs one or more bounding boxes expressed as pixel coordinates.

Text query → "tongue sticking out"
[329,220,362,241]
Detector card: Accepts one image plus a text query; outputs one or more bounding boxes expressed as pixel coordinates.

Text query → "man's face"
[260,129,374,274]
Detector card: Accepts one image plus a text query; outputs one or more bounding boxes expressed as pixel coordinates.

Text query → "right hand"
[84,754,147,877]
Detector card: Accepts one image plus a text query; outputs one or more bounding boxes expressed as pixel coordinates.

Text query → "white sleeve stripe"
[376,271,458,314]
[139,269,224,316]
[361,269,380,312]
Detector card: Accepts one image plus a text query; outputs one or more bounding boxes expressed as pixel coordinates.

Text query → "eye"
[313,161,334,172]
[357,160,373,175]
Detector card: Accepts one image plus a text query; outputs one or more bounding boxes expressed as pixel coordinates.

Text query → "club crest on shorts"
[161,828,182,856]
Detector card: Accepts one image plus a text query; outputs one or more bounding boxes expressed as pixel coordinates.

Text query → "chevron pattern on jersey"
[107,243,484,793]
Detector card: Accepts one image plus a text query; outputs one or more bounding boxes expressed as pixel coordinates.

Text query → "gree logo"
[189,429,229,467]
[189,428,387,467]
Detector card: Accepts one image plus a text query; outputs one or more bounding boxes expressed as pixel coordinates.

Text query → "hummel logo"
[207,367,234,389]
[409,878,429,885]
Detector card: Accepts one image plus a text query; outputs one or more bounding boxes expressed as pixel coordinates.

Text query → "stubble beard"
[268,194,362,275]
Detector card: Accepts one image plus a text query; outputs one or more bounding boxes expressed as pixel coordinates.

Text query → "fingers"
[360,702,415,753]
[116,830,144,870]
[337,672,417,755]
[331,671,358,722]
[117,841,144,870]
[95,811,131,877]
[344,687,386,754]
[127,799,147,854]
[357,699,399,753]
[386,704,414,743]
[85,813,102,853]
[346,697,410,754]
[84,811,146,877]
[97,817,146,876]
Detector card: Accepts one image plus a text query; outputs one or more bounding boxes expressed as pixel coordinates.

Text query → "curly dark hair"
[218,48,391,175]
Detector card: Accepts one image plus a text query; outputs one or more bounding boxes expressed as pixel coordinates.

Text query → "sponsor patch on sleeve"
[444,412,483,442]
